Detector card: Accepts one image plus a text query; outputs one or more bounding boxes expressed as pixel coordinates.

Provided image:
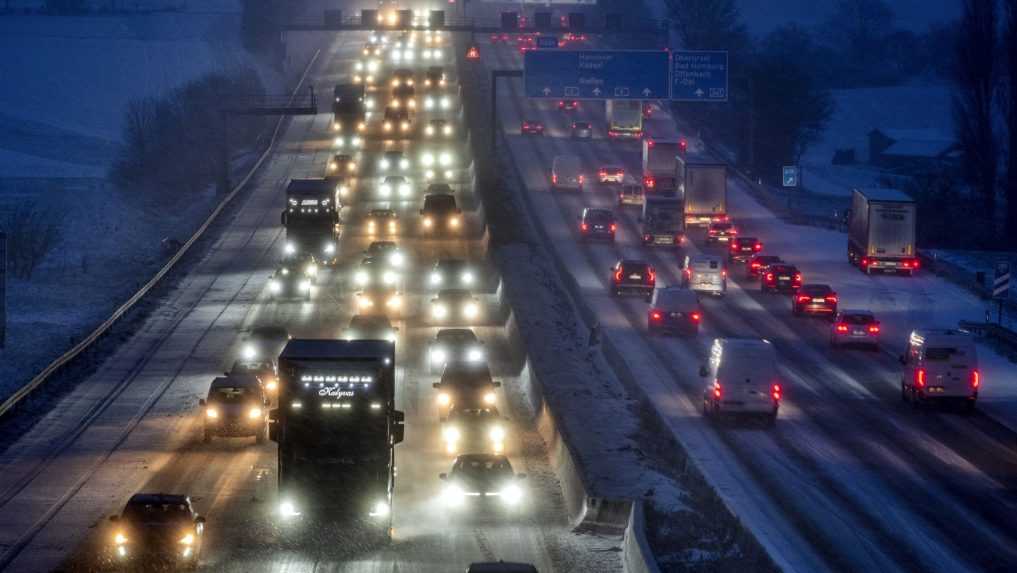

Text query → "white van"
[701,338,781,425]
[682,254,727,296]
[617,175,644,206]
[900,328,979,409]
[551,155,584,191]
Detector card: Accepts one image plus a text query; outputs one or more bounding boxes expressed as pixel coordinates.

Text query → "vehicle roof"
[384,150,405,157]
[441,362,493,383]
[427,183,454,193]
[753,254,782,261]
[384,175,406,181]
[573,121,591,126]
[677,152,726,166]
[280,339,394,360]
[455,453,509,464]
[369,209,396,217]
[734,236,758,242]
[583,208,613,218]
[909,328,975,346]
[350,315,393,328]
[437,288,473,298]
[368,240,397,250]
[656,287,698,307]
[800,284,833,292]
[839,309,874,316]
[770,263,797,271]
[127,493,190,507]
[856,187,913,202]
[286,178,332,194]
[210,373,262,390]
[436,328,477,341]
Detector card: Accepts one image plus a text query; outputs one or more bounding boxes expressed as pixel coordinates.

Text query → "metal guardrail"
[0,49,323,420]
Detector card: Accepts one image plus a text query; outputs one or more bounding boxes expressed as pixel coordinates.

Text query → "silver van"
[617,175,644,206]
[681,254,727,296]
[701,338,781,425]
[551,155,584,191]
[900,328,979,410]
[648,287,701,335]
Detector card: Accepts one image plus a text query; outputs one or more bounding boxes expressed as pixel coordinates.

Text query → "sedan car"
[363,240,407,267]
[830,310,881,349]
[610,259,655,301]
[579,208,616,242]
[760,263,801,293]
[378,150,410,172]
[597,165,625,184]
[199,373,269,443]
[328,153,358,175]
[423,94,453,111]
[428,328,485,372]
[728,236,762,262]
[433,362,500,415]
[746,254,782,278]
[344,314,398,342]
[108,494,205,566]
[441,406,508,454]
[793,284,838,319]
[429,258,477,288]
[705,221,738,244]
[353,256,402,288]
[420,193,463,234]
[365,209,399,236]
[520,120,545,135]
[571,121,592,139]
[425,118,454,138]
[557,99,578,112]
[430,288,481,323]
[268,257,316,300]
[356,285,404,315]
[379,175,412,198]
[423,66,447,88]
[439,454,526,512]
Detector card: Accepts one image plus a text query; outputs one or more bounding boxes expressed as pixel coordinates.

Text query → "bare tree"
[1004,0,1017,246]
[664,0,749,52]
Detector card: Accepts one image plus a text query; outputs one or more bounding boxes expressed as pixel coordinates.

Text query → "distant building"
[867,128,959,173]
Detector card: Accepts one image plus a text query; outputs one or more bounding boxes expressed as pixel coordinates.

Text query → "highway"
[0,27,618,573]
[482,27,1017,573]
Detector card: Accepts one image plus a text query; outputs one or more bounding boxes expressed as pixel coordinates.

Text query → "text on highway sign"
[671,50,729,102]
[782,166,799,188]
[524,50,670,100]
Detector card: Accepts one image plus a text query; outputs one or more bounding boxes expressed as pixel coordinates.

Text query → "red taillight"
[751,262,761,269]
[522,122,529,128]
[836,324,849,332]
[912,259,920,270]
[650,310,662,321]
[558,101,564,108]
[679,138,688,153]
[825,295,838,303]
[861,257,870,266]
[646,139,655,147]
[643,176,655,188]
[580,223,589,232]
[766,272,774,282]
[713,382,722,399]
[614,269,623,282]
[916,368,926,388]
[610,223,617,232]
[797,294,810,303]
[868,324,880,334]
[551,174,558,184]
[730,242,739,251]
[647,268,656,284]
[793,273,802,283]
[578,175,585,184]
[598,169,606,177]
[643,234,651,242]
[691,312,701,322]
[971,370,980,389]
[754,242,763,251]
[771,384,782,401]
[721,269,727,278]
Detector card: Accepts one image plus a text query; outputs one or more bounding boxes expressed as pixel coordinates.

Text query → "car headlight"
[354,270,369,286]
[299,279,311,291]
[269,280,281,293]
[355,61,364,71]
[388,221,397,233]
[367,220,377,233]
[266,379,278,392]
[242,344,257,361]
[305,263,318,277]
[114,532,128,545]
[358,295,374,308]
[466,347,483,362]
[400,121,410,131]
[421,152,435,167]
[443,483,465,506]
[430,272,442,285]
[432,303,448,318]
[399,159,410,170]
[386,295,402,309]
[483,391,496,405]
[449,216,461,229]
[440,96,451,109]
[369,500,390,518]
[334,136,345,148]
[461,271,474,285]
[389,251,404,266]
[350,136,362,148]
[443,426,461,442]
[489,425,506,442]
[206,408,218,419]
[426,125,435,136]
[423,216,434,228]
[379,184,392,197]
[443,125,453,136]
[439,151,453,166]
[437,392,451,406]
[279,500,300,518]
[248,407,262,419]
[382,270,397,285]
[398,183,411,196]
[463,302,478,318]
[431,347,447,365]
[380,159,390,169]
[284,243,296,255]
[424,97,435,110]
[179,533,195,546]
[501,484,523,505]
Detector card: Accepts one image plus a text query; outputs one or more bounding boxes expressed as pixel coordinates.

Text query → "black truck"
[270,339,404,538]
[281,178,340,264]
[332,83,366,133]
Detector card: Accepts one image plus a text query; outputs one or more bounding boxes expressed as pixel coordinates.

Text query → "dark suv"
[793,284,838,318]
[610,259,655,301]
[579,208,617,242]
[420,193,463,234]
[728,236,762,262]
[108,493,205,567]
[199,374,269,443]
[760,263,801,293]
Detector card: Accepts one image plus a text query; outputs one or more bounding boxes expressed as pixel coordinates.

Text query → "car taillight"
[861,257,870,266]
[868,324,880,334]
[691,312,701,322]
[712,382,721,399]
[970,370,980,389]
[730,242,739,251]
[793,273,802,283]
[578,175,585,183]
[598,169,606,177]
[551,174,558,184]
[647,269,656,284]
[643,234,651,242]
[523,122,529,128]
[915,368,926,388]
[643,177,655,188]
[766,272,774,282]
[650,310,662,321]
[825,295,838,303]
[721,270,727,278]
[797,295,810,303]
[771,384,782,401]
[610,223,617,232]
[751,262,761,269]
[614,269,623,282]
[754,242,763,251]
[580,223,589,232]
[836,324,849,332]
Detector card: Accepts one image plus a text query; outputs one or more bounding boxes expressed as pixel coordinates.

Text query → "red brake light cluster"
[712,382,722,399]
[766,272,774,281]
[613,269,623,282]
[915,368,927,388]
[647,268,656,284]
[971,370,980,389]
[691,312,701,323]
[650,310,662,321]
[797,294,811,303]
[771,384,782,401]
[825,295,838,303]
[580,223,589,232]
[610,223,617,232]
[835,324,849,332]
[643,176,655,188]
[754,242,763,251]
[867,324,880,334]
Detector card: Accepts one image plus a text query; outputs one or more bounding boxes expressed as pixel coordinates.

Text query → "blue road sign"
[782,165,799,188]
[671,50,728,102]
[524,50,670,100]
[536,35,558,49]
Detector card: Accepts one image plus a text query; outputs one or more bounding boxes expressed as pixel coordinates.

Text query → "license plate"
[669,312,683,318]
[812,298,825,303]
[594,226,604,230]
[718,237,729,242]
[852,330,865,336]
[778,277,789,281]
[629,274,642,280]
[654,237,671,244]
[928,386,945,393]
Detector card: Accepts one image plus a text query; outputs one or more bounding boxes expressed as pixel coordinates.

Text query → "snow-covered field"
[736,0,959,38]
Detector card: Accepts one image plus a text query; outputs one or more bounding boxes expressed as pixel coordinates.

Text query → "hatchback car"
[353,256,402,288]
[579,208,616,242]
[382,107,412,134]
[328,153,358,175]
[520,120,544,135]
[760,264,801,293]
[267,257,316,300]
[356,284,403,315]
[746,254,782,278]
[108,494,206,566]
[428,328,485,372]
[430,288,481,323]
[793,284,838,318]
[830,310,880,348]
[199,374,269,443]
[682,255,727,296]
[598,165,625,184]
[728,236,762,262]
[424,66,446,88]
[429,258,477,288]
[439,454,526,511]
[705,221,737,244]
[433,362,501,415]
[571,121,592,139]
[648,287,701,335]
[363,240,406,267]
[610,260,655,301]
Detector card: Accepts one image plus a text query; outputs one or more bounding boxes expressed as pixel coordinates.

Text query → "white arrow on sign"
[695,88,705,97]
[642,88,652,96]
[592,87,602,96]
[542,87,551,96]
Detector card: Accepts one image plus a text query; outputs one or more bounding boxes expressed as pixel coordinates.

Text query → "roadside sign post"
[523,50,670,100]
[670,50,728,102]
[782,166,799,188]
[993,261,1010,324]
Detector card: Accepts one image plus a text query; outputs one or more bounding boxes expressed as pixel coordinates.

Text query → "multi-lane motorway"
[0,27,618,573]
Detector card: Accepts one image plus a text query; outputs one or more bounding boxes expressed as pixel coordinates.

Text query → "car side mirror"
[493,381,502,387]
[433,382,441,389]
[517,473,527,479]
[439,473,448,480]
[698,366,708,377]
[195,516,206,525]
[109,515,119,523]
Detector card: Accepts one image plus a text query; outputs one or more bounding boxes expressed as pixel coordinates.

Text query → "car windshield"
[437,330,476,344]
[622,262,648,273]
[586,211,612,223]
[123,503,191,524]
[438,289,470,300]
[370,210,395,218]
[711,223,733,231]
[425,195,456,210]
[841,314,874,325]
[801,285,832,295]
[925,347,965,361]
[736,237,757,246]
[772,265,795,274]
[209,386,254,404]
[351,316,391,330]
[437,260,466,271]
[693,259,721,270]
[456,458,513,478]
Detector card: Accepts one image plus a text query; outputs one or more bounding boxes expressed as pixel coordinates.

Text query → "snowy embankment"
[0,5,321,402]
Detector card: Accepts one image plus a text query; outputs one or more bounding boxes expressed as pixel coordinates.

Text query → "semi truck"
[281,178,340,265]
[270,339,405,538]
[847,188,919,275]
[676,154,727,226]
[640,195,685,246]
[606,100,643,139]
[641,138,680,196]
